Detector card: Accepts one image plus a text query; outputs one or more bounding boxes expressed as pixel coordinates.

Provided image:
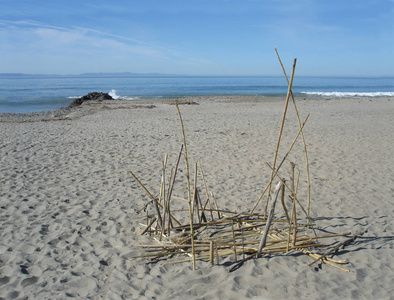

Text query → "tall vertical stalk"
[275,47,311,226]
[264,58,297,218]
[175,103,196,270]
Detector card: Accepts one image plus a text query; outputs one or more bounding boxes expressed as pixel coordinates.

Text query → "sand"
[0,96,393,299]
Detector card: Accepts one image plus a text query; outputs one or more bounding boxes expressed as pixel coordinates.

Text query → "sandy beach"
[0,95,393,299]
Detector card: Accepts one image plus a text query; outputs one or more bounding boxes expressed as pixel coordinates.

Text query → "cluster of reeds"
[130,50,358,272]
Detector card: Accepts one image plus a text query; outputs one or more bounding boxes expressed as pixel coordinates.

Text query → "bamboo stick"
[275,47,311,227]
[307,230,366,267]
[167,168,174,233]
[193,163,201,224]
[166,145,184,228]
[211,192,221,219]
[264,58,297,218]
[256,182,282,258]
[231,219,238,262]
[249,113,309,214]
[130,170,163,229]
[239,222,246,261]
[264,162,308,216]
[215,243,220,265]
[280,179,290,223]
[210,241,214,265]
[197,191,208,223]
[199,161,215,220]
[141,216,157,235]
[159,155,168,240]
[275,228,350,272]
[175,103,196,270]
[138,232,350,250]
[290,162,297,247]
[139,242,324,257]
[286,163,295,250]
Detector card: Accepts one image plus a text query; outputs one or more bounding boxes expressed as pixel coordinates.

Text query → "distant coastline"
[1,73,393,79]
[0,72,186,79]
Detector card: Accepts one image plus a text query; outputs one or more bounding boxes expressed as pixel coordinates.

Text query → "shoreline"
[1,95,392,123]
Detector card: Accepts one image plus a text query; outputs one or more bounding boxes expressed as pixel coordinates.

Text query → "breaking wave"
[108,89,121,99]
[300,91,394,97]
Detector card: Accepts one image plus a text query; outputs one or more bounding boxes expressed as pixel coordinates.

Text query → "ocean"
[0,75,393,113]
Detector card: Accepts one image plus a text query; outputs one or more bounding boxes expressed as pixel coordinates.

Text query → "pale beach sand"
[0,96,393,299]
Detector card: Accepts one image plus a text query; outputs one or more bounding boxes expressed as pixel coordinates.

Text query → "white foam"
[122,96,139,100]
[108,89,121,99]
[301,91,394,97]
[67,91,138,101]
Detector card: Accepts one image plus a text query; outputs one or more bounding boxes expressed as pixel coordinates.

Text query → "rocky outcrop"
[68,92,113,108]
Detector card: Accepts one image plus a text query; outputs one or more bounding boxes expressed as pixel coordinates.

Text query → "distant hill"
[0,72,186,78]
[78,72,183,77]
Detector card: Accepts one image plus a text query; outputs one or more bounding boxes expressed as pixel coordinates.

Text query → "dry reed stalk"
[159,155,168,240]
[231,219,238,261]
[201,192,213,222]
[208,235,261,245]
[164,145,184,228]
[199,161,215,220]
[139,242,324,259]
[141,216,157,235]
[275,48,311,227]
[302,249,350,272]
[264,58,297,218]
[256,182,282,258]
[171,196,189,203]
[139,243,211,250]
[216,223,266,234]
[192,163,201,224]
[249,113,309,214]
[307,230,366,267]
[229,242,321,273]
[215,243,220,264]
[171,219,237,231]
[175,103,196,270]
[146,208,149,230]
[211,192,221,219]
[129,170,163,229]
[166,168,174,234]
[290,162,297,247]
[264,162,308,217]
[220,232,351,246]
[162,154,168,201]
[274,228,351,272]
[280,179,290,223]
[197,192,208,222]
[239,222,246,260]
[265,162,307,216]
[210,241,214,265]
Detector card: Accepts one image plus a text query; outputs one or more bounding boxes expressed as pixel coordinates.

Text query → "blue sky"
[0,0,393,76]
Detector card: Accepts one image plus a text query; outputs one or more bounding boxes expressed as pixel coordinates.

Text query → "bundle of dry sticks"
[130,50,364,272]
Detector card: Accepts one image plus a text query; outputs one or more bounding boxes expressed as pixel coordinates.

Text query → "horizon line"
[1,72,393,79]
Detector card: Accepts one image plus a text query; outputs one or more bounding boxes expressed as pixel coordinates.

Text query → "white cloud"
[0,19,218,74]
[0,20,168,58]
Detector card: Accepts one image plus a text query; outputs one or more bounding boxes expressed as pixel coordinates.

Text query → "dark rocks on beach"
[68,92,113,108]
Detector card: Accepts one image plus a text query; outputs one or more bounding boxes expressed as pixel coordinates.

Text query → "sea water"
[0,75,393,113]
